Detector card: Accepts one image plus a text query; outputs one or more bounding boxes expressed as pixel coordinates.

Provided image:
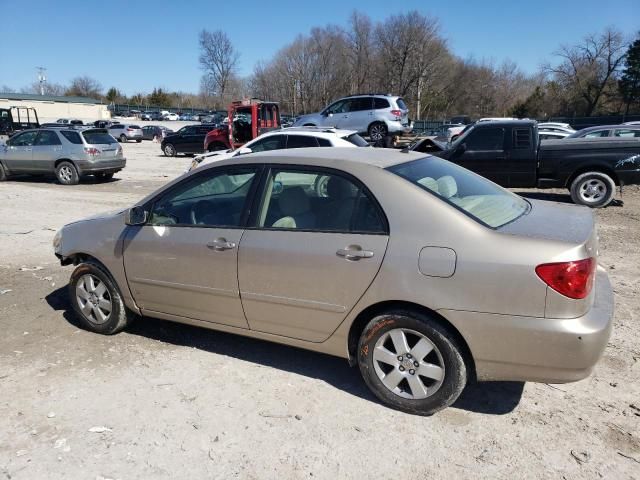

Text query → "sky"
[1,0,638,96]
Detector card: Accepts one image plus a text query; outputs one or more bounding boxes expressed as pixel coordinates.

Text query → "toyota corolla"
[54,148,613,415]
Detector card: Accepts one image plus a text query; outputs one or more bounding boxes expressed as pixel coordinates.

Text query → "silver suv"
[0,128,125,185]
[293,94,412,141]
[108,123,143,143]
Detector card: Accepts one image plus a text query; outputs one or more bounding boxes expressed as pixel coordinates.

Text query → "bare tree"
[65,76,103,99]
[199,30,240,102]
[545,28,628,116]
[1,85,16,93]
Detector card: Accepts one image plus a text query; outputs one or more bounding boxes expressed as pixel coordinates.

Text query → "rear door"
[238,166,389,342]
[450,126,509,185]
[2,131,38,173]
[344,97,373,132]
[508,127,537,187]
[31,130,63,172]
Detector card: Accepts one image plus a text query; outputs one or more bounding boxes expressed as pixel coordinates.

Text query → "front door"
[450,126,508,185]
[238,167,389,342]
[123,166,260,328]
[2,130,38,173]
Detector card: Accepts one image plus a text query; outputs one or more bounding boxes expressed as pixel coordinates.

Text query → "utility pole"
[36,67,47,95]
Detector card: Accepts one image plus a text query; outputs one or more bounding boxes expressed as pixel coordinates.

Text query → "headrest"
[278,186,310,216]
[327,176,355,200]
[437,176,458,199]
[417,177,439,193]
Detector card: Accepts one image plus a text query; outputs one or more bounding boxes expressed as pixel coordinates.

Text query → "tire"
[569,171,616,208]
[119,134,127,143]
[0,163,7,181]
[303,123,316,127]
[136,139,142,143]
[55,161,79,185]
[368,122,387,142]
[68,261,134,335]
[358,310,467,415]
[163,143,177,157]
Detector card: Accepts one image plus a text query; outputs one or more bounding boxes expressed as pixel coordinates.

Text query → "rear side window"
[83,131,117,144]
[109,125,122,130]
[344,133,369,147]
[348,97,373,112]
[374,98,390,109]
[513,128,532,149]
[60,131,83,144]
[395,98,407,110]
[614,129,640,138]
[317,138,332,147]
[128,125,141,129]
[286,135,318,149]
[35,130,62,146]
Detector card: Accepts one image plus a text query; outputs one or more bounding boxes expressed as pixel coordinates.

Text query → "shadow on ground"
[3,175,120,186]
[45,285,524,416]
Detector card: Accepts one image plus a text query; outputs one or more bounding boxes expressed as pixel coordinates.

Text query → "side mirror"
[237,147,252,155]
[321,111,329,117]
[456,143,467,154]
[125,206,148,226]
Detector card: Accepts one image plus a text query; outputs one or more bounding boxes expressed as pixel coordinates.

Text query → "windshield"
[449,124,475,147]
[387,157,530,228]
[344,133,369,147]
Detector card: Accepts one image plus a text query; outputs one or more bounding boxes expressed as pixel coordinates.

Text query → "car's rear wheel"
[55,161,79,185]
[358,310,467,415]
[69,261,134,335]
[570,171,616,207]
[368,122,387,142]
[163,143,177,156]
[119,134,127,143]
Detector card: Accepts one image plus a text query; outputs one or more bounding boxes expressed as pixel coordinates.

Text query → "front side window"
[257,169,386,233]
[388,157,530,228]
[9,131,38,146]
[247,135,285,152]
[34,130,62,146]
[465,127,505,150]
[149,168,257,227]
[326,100,348,114]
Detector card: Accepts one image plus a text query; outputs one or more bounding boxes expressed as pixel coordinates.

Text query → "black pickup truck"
[411,120,640,207]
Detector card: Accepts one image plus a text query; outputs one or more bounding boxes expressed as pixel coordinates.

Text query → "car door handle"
[206,238,236,251]
[337,247,374,261]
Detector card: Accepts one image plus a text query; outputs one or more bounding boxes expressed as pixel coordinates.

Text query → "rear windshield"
[344,133,369,147]
[396,98,407,110]
[60,131,83,144]
[83,131,117,145]
[387,157,530,228]
[128,125,141,129]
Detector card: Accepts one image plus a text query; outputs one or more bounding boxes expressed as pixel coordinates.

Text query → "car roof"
[579,125,640,131]
[209,146,424,170]
[269,127,358,138]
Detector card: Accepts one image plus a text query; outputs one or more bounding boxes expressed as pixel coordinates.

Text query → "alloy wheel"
[372,328,445,400]
[75,274,112,325]
[579,179,607,204]
[59,166,73,183]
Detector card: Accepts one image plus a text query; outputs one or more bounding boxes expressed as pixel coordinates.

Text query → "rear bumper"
[77,158,126,174]
[385,120,413,135]
[442,266,614,383]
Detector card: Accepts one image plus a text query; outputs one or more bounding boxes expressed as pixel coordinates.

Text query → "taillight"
[84,147,101,156]
[535,258,596,299]
[127,128,134,131]
[390,109,402,118]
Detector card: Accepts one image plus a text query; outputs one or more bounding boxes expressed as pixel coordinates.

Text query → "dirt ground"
[1,140,639,480]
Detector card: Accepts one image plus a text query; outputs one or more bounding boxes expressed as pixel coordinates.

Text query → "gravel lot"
[1,140,639,479]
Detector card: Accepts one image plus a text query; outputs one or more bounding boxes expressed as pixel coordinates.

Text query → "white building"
[0,93,110,123]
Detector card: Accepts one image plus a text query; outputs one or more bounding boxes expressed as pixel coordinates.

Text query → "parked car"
[190,127,369,171]
[93,120,120,129]
[623,121,640,126]
[294,94,412,141]
[539,131,571,140]
[56,118,84,125]
[537,123,576,135]
[141,125,173,141]
[411,119,640,207]
[163,113,180,121]
[53,147,613,415]
[140,112,154,121]
[567,125,640,139]
[0,128,125,184]
[108,123,143,143]
[161,125,216,156]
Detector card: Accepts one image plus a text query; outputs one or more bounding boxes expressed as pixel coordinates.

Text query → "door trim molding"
[131,277,238,298]
[242,291,346,313]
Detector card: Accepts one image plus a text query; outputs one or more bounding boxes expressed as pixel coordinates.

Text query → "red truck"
[203,99,280,152]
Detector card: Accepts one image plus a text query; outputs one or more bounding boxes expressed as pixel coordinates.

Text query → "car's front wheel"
[358,310,467,415]
[569,171,616,207]
[55,161,79,185]
[69,261,134,335]
[163,143,177,157]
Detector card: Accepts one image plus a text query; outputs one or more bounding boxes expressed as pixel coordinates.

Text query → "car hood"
[293,113,321,125]
[64,208,126,227]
